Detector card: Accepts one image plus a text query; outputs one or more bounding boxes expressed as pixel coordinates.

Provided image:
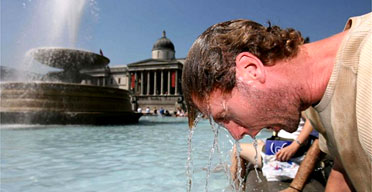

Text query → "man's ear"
[235,52,266,83]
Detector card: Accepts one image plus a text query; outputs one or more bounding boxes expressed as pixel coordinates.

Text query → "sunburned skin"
[192,76,303,139]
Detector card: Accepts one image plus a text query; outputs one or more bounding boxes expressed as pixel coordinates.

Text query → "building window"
[118,78,121,84]
[110,78,113,85]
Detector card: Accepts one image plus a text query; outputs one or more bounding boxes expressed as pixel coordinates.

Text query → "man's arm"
[280,139,321,192]
[324,160,354,192]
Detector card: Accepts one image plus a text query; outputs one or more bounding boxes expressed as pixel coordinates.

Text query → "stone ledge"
[244,168,326,192]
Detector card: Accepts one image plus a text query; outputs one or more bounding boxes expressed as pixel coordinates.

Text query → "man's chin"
[268,126,281,133]
[283,123,300,133]
[269,124,298,133]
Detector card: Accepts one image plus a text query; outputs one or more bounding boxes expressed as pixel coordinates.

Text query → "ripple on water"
[1,116,271,192]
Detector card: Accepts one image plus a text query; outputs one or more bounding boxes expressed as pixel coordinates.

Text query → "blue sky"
[1,0,371,72]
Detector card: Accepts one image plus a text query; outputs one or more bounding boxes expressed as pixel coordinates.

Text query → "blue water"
[1,116,271,192]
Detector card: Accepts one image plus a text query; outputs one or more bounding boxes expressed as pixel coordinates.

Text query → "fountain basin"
[0,82,142,125]
[28,47,109,70]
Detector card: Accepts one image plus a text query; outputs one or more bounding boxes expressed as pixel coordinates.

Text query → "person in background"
[145,106,150,114]
[159,107,165,115]
[230,118,318,191]
[176,107,186,117]
[182,13,371,191]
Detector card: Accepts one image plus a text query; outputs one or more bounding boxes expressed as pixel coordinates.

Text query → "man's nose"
[226,127,244,140]
[224,122,261,140]
[247,129,261,138]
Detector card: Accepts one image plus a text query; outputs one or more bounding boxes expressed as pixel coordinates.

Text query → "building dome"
[152,31,175,51]
[152,31,175,60]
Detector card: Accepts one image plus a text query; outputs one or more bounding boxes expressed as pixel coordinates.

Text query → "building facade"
[82,31,185,113]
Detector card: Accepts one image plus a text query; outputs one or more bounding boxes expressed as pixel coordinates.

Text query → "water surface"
[1,116,270,192]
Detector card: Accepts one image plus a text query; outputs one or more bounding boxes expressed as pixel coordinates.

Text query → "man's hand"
[275,142,300,162]
[280,187,301,192]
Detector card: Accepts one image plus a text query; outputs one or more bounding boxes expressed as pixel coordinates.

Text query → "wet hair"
[182,19,304,127]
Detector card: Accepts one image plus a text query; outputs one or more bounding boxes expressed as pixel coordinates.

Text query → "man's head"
[182,19,304,139]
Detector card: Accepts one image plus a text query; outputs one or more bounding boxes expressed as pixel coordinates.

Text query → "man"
[182,12,371,191]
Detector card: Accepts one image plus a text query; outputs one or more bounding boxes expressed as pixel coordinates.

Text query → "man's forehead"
[191,89,229,114]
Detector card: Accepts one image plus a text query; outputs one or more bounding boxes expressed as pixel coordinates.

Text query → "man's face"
[193,83,301,140]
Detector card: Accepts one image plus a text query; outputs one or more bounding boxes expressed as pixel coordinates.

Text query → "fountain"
[0,47,142,125]
[0,0,141,125]
[29,47,110,83]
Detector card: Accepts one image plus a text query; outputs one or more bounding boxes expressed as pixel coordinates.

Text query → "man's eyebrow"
[213,110,227,122]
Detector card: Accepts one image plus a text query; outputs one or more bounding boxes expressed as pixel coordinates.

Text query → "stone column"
[167,70,171,95]
[134,72,138,93]
[147,71,150,95]
[154,71,157,95]
[161,71,164,95]
[140,71,144,95]
[128,73,131,91]
[175,70,178,95]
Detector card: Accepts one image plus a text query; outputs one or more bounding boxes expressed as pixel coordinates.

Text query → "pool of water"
[1,116,271,192]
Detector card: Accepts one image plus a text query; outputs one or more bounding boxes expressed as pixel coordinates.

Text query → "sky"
[1,0,371,72]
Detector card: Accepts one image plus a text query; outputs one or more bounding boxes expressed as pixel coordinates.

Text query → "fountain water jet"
[0,1,141,125]
[186,113,203,192]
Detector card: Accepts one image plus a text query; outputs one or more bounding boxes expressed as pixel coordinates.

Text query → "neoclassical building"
[82,31,185,113]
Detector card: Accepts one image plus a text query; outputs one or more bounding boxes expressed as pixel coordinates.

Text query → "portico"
[127,31,185,113]
[129,66,182,96]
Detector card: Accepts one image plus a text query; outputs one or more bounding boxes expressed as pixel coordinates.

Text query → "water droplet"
[186,113,202,192]
[253,138,262,183]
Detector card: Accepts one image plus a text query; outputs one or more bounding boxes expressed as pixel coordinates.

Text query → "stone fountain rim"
[27,47,110,70]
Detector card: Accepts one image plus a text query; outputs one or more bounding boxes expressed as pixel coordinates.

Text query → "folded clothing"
[262,139,305,181]
[261,152,304,181]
